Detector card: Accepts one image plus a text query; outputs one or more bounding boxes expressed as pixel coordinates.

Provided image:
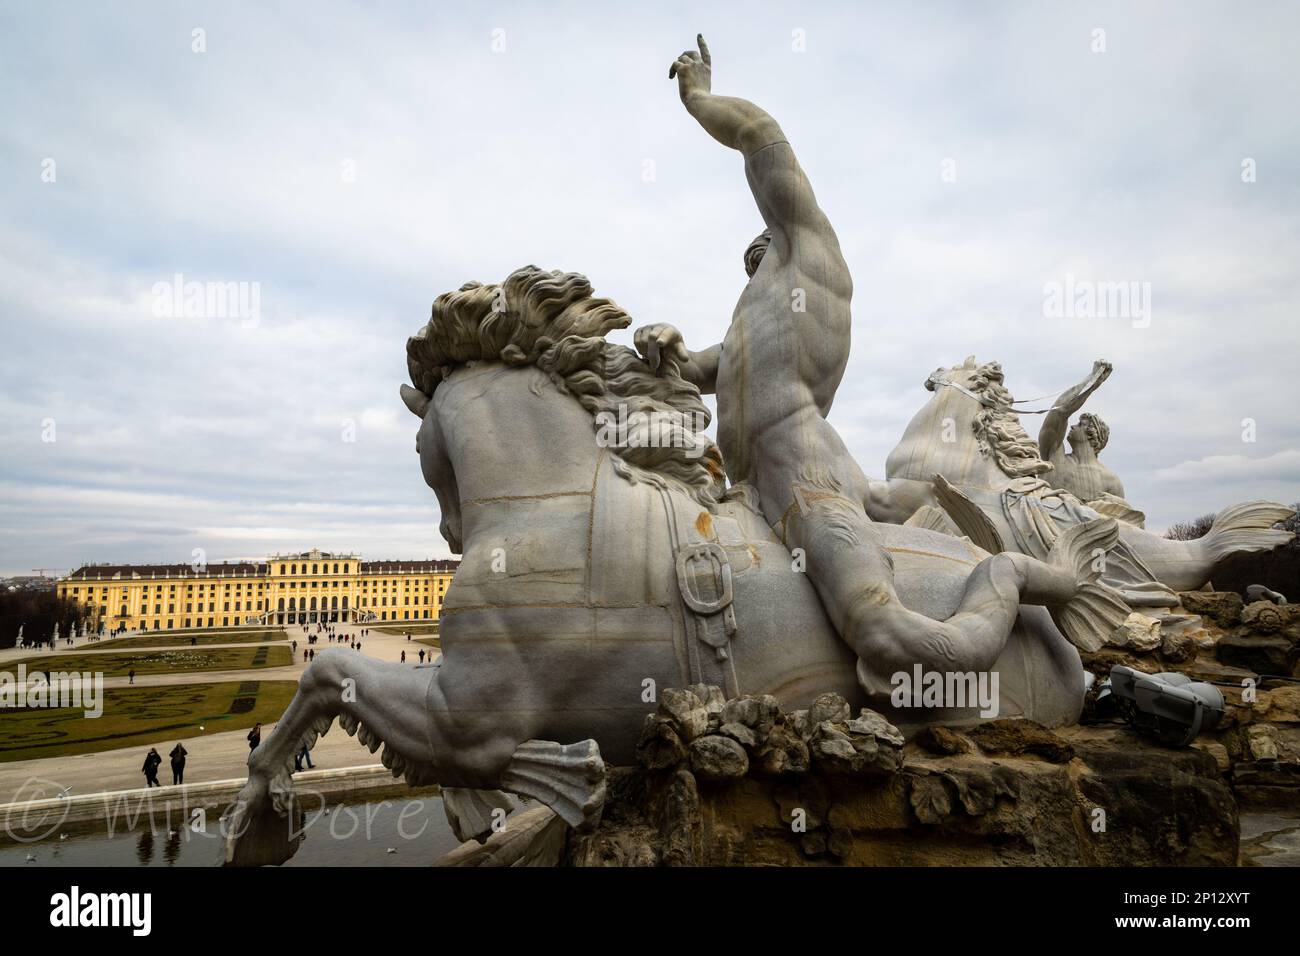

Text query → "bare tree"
[1165,512,1216,541]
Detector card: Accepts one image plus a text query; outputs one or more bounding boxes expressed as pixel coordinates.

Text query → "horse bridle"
[926,374,1064,416]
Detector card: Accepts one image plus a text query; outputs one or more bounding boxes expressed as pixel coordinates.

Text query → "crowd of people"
[139,720,321,789]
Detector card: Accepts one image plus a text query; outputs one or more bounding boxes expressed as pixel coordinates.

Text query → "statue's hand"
[634,323,690,374]
[1091,359,1113,384]
[668,34,711,105]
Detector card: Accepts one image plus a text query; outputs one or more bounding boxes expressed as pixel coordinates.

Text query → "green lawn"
[371,623,441,636]
[8,644,292,678]
[0,680,299,762]
[97,627,288,649]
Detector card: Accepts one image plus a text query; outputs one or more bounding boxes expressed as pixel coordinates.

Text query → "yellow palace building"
[57,549,458,632]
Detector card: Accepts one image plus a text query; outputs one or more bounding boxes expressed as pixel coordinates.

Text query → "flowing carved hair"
[964,361,1054,479]
[1078,412,1110,452]
[406,266,725,502]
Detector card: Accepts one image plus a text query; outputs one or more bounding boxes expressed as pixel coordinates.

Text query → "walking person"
[248,722,262,752]
[401,650,406,663]
[142,748,162,788]
[294,743,315,772]
[128,668,136,685]
[169,742,188,785]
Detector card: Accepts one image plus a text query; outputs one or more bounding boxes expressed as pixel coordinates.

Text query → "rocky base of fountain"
[1080,591,1300,812]
[571,695,1239,866]
[439,686,1239,867]
[438,591,1298,867]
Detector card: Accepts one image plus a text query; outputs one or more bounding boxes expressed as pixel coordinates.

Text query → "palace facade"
[57,549,458,631]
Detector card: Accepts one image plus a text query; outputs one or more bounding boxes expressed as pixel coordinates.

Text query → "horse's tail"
[1044,517,1131,652]
[1199,500,1295,565]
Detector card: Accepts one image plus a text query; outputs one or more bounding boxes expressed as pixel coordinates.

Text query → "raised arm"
[1038,360,1112,458]
[671,36,783,157]
[670,36,836,255]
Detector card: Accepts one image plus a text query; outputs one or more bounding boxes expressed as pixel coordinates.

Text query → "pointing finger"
[698,35,710,65]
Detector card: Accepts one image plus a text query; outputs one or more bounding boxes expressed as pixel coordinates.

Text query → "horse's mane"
[962,361,1053,479]
[406,266,725,502]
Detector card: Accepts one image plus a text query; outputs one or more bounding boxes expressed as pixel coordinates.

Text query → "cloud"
[1153,449,1300,485]
[1,1,1298,573]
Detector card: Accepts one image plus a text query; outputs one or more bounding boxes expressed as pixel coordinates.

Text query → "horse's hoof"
[221,777,302,867]
[501,739,606,833]
[442,788,514,844]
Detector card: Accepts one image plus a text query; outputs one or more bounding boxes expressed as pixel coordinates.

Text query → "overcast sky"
[1,1,1297,576]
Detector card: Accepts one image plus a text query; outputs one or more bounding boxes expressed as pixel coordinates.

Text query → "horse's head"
[400,382,463,553]
[888,355,1052,485]
[924,355,1006,403]
[401,267,724,552]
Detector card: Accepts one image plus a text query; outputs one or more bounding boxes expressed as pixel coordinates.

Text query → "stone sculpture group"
[223,36,1293,863]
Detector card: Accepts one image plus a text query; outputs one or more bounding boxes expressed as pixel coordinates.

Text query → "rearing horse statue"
[875,356,1294,608]
[222,270,1126,865]
[222,38,1146,865]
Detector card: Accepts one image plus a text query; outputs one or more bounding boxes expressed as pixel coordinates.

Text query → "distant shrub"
[1165,513,1216,541]
[1194,502,1300,599]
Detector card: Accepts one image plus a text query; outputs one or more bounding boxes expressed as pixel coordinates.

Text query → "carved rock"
[689,734,749,781]
[1180,590,1245,629]
[658,687,710,742]
[913,725,972,755]
[968,718,1074,763]
[1107,611,1163,652]
[564,689,1236,866]
[1216,633,1298,677]
[636,714,687,771]
[1160,628,1199,663]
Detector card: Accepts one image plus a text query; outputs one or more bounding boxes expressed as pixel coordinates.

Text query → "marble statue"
[219,36,1289,864]
[1034,359,1144,526]
[871,356,1295,609]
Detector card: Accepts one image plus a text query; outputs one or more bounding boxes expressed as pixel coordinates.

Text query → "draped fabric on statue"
[999,478,1178,608]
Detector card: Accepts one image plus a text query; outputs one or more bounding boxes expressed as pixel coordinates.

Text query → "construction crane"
[31,568,66,578]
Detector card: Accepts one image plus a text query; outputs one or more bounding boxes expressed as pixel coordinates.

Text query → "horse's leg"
[222,648,604,864]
